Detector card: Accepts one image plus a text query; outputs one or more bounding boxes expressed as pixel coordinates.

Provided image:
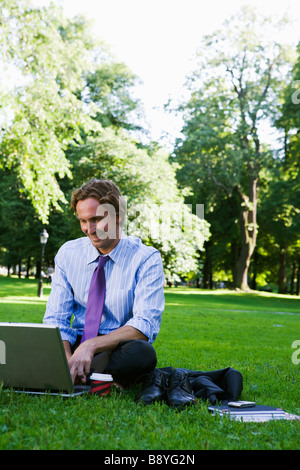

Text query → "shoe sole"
[168,398,197,409]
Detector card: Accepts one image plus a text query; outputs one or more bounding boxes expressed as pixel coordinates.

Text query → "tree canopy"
[173,6,298,290]
[0,2,299,293]
[0,0,210,284]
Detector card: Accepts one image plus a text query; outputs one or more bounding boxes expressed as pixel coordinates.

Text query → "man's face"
[76,197,120,254]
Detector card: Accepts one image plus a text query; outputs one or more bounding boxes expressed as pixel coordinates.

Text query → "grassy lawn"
[0,276,299,450]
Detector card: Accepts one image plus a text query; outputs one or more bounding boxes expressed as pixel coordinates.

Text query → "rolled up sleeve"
[126,252,165,343]
[43,252,77,346]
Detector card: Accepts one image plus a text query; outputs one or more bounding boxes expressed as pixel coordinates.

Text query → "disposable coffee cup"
[89,373,113,396]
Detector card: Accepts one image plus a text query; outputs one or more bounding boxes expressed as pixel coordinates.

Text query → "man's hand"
[65,326,147,384]
[68,340,95,384]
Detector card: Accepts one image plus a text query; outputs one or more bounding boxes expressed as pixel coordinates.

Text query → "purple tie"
[81,256,109,343]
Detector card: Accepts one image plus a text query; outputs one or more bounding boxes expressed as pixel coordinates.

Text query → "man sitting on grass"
[43,178,165,389]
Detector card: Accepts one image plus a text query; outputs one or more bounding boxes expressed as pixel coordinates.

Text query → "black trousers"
[72,336,157,388]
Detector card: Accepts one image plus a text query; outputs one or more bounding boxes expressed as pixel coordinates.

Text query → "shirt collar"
[85,242,101,265]
[85,231,128,266]
[107,231,128,267]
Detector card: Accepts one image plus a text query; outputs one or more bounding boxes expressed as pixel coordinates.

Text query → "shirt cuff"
[59,329,78,346]
[125,317,156,343]
[43,318,78,346]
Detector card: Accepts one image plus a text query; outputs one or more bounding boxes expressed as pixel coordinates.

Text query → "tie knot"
[98,255,109,269]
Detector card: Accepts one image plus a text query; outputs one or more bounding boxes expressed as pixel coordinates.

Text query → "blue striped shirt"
[43,233,165,345]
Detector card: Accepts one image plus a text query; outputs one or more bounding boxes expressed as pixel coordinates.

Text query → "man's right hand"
[68,340,95,384]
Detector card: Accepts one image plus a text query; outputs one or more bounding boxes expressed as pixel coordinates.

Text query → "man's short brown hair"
[71,179,126,224]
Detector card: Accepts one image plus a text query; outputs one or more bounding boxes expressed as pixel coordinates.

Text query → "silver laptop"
[0,322,90,397]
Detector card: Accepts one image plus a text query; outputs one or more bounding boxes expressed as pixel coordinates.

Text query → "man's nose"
[97,219,108,233]
[86,221,97,235]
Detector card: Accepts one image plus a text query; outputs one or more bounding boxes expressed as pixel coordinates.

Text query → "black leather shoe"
[167,369,196,409]
[135,369,167,405]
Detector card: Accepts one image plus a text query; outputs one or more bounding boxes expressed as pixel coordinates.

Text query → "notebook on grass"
[208,402,300,422]
[0,322,90,397]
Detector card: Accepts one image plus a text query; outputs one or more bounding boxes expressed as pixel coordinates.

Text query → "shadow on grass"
[164,287,300,314]
[0,275,51,298]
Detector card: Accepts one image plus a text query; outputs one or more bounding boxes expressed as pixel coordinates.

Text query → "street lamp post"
[38,228,49,298]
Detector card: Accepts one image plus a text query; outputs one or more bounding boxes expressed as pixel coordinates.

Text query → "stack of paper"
[208,404,300,422]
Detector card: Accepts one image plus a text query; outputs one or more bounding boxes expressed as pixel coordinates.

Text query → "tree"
[66,129,210,283]
[0,0,101,222]
[173,6,295,290]
[0,169,44,275]
[0,0,211,284]
[277,43,300,166]
[257,166,300,293]
[84,60,143,131]
[272,43,300,293]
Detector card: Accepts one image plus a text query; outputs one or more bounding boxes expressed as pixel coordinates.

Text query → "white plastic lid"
[89,373,113,382]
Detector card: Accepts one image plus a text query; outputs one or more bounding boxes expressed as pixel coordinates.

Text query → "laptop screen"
[0,323,74,394]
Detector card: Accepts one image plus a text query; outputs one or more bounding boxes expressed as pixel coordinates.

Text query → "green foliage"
[0,2,298,290]
[84,61,142,130]
[175,5,293,198]
[173,7,296,289]
[0,0,210,282]
[67,129,210,282]
[258,44,300,292]
[0,169,44,269]
[0,0,101,222]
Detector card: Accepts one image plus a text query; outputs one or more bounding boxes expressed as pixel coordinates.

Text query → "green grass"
[0,276,299,450]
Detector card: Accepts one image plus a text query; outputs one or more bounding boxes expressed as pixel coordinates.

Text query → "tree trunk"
[203,240,213,289]
[250,250,258,290]
[290,262,296,294]
[233,177,258,290]
[231,240,239,288]
[296,261,300,296]
[18,260,22,278]
[26,256,31,278]
[278,245,288,294]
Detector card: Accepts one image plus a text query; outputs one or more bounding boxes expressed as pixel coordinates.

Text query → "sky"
[39,0,300,148]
